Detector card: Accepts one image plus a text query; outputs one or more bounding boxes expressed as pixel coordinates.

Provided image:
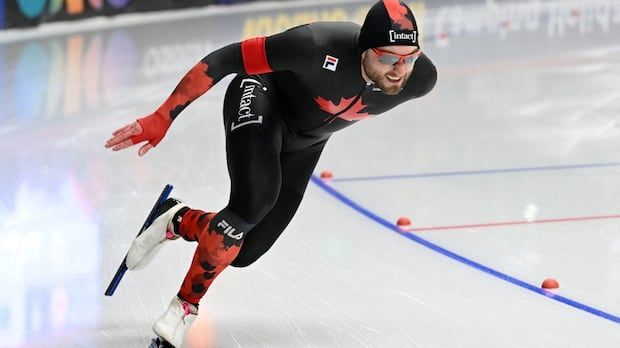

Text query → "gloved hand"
[105,111,171,156]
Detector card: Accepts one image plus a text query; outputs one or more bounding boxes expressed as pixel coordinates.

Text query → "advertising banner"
[2,0,222,29]
[2,0,618,127]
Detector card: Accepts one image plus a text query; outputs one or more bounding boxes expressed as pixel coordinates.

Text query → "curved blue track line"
[311,175,620,324]
[330,162,620,183]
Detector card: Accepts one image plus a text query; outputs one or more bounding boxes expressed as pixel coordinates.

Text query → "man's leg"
[231,139,328,268]
[143,75,286,347]
[175,75,284,305]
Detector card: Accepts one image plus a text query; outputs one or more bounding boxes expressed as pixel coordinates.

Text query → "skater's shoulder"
[403,53,437,98]
[297,22,360,54]
[305,21,361,33]
[305,22,360,41]
[278,22,358,42]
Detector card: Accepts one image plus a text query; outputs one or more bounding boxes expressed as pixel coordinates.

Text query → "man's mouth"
[386,75,402,83]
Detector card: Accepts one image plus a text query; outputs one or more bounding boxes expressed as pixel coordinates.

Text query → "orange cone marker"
[320,171,333,180]
[397,217,411,227]
[541,278,559,289]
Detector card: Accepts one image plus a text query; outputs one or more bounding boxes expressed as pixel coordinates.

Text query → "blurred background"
[1,0,619,347]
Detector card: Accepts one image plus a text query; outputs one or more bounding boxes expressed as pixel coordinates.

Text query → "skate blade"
[105,184,173,296]
[149,337,175,348]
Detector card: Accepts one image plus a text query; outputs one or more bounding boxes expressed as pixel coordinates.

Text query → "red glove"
[105,111,171,156]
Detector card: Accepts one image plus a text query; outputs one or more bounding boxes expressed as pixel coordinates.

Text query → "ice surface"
[1,0,620,346]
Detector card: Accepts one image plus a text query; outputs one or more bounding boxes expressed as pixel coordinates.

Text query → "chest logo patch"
[322,55,339,72]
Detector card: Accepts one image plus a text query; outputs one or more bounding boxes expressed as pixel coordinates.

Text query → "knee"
[230,243,268,267]
[230,254,259,268]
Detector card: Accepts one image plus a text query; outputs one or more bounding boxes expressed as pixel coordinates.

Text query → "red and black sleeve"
[156,25,315,122]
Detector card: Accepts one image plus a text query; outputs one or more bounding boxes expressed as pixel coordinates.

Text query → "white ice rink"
[1,0,620,347]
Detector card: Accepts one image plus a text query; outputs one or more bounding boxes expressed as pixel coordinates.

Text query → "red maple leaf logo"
[315,96,370,122]
[383,0,414,30]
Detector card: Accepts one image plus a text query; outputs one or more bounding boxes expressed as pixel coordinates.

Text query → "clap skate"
[125,196,187,270]
[106,185,184,296]
[149,337,174,348]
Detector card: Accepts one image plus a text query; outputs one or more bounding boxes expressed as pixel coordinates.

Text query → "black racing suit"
[159,22,437,268]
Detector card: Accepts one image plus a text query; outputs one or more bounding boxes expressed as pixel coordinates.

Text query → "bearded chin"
[379,80,402,95]
[367,71,400,95]
[363,60,405,95]
[373,77,403,95]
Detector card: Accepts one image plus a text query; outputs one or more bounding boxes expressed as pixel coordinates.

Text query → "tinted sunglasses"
[371,47,421,66]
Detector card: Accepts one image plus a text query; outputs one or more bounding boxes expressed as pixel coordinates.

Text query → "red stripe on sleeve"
[241,37,273,75]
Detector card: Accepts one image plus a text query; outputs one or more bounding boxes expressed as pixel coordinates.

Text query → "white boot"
[126,198,187,270]
[153,296,198,348]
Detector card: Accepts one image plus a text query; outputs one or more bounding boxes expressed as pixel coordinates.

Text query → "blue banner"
[0,0,5,29]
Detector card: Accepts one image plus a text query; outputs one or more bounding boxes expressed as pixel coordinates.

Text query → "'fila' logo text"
[322,55,339,72]
[217,219,244,240]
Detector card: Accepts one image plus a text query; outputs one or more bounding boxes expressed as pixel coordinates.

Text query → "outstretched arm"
[104,43,243,156]
[104,26,314,156]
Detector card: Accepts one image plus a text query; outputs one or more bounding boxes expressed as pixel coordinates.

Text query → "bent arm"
[159,25,315,122]
[105,25,315,155]
[156,43,243,122]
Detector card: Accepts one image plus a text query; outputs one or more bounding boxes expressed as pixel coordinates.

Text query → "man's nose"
[392,61,407,75]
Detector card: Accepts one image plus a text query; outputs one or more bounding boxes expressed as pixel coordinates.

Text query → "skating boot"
[150,296,198,348]
[126,198,187,270]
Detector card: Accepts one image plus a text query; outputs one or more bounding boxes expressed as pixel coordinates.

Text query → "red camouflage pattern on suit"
[158,61,214,121]
[177,209,242,305]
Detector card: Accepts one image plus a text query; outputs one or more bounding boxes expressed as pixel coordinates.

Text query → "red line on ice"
[407,214,620,232]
